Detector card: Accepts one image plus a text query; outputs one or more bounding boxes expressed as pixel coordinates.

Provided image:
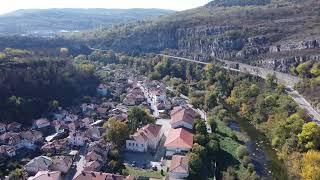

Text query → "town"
[0,64,210,180]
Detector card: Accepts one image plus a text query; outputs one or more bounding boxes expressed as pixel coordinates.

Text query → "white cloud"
[0,0,211,15]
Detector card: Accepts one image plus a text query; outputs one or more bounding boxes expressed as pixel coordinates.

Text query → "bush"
[242,155,251,167]
[236,146,249,159]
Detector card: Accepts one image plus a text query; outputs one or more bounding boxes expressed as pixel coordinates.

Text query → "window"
[128,143,131,146]
[141,144,144,147]
[136,144,138,147]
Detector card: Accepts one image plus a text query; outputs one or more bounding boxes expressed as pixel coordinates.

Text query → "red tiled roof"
[170,106,196,126]
[73,171,131,180]
[132,124,162,143]
[169,155,189,174]
[29,171,61,180]
[164,128,193,148]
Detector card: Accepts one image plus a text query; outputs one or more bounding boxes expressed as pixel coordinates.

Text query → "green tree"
[127,107,155,133]
[104,119,129,147]
[8,168,24,180]
[298,122,320,150]
[194,119,208,135]
[205,91,218,110]
[188,152,203,179]
[236,146,249,159]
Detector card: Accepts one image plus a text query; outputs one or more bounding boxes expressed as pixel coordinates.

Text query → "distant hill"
[0,8,174,35]
[76,0,319,72]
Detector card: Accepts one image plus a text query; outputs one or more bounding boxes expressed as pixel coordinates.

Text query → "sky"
[0,0,211,15]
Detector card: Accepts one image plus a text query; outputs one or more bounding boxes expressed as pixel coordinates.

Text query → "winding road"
[159,54,320,124]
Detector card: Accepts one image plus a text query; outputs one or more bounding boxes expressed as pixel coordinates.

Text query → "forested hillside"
[0,48,99,125]
[0,8,174,35]
[73,0,320,73]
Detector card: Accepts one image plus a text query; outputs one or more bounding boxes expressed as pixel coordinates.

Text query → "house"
[87,141,111,157]
[67,132,85,146]
[7,122,22,132]
[85,151,103,162]
[81,118,94,128]
[64,114,79,122]
[85,127,101,141]
[97,84,110,96]
[170,106,196,130]
[97,107,108,117]
[25,156,53,174]
[34,118,51,129]
[0,145,16,157]
[52,120,67,133]
[83,161,101,171]
[0,123,6,133]
[169,155,189,180]
[81,103,96,113]
[110,113,128,122]
[28,171,62,180]
[126,124,163,152]
[164,128,193,157]
[20,130,43,149]
[41,139,68,154]
[72,171,133,180]
[50,156,73,173]
[0,132,23,149]
[68,121,81,132]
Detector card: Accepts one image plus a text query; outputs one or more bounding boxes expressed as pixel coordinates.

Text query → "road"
[159,54,320,124]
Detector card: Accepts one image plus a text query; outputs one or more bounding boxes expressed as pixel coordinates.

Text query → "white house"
[67,132,85,146]
[164,128,193,157]
[34,118,51,129]
[170,106,196,130]
[169,155,189,180]
[126,124,163,152]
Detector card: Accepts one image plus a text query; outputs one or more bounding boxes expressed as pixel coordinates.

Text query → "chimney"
[82,171,86,176]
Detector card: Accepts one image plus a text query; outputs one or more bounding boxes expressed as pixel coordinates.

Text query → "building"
[169,155,189,180]
[164,128,193,157]
[20,130,43,149]
[0,145,16,157]
[67,132,85,146]
[28,171,62,180]
[50,156,73,173]
[126,124,163,152]
[73,171,133,180]
[83,161,101,171]
[85,151,103,162]
[0,132,23,149]
[97,84,110,96]
[34,118,51,129]
[170,106,196,130]
[25,156,53,175]
[7,122,22,132]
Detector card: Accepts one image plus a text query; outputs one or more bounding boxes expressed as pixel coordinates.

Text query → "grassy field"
[124,166,166,179]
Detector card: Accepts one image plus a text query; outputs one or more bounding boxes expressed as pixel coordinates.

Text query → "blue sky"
[0,0,211,15]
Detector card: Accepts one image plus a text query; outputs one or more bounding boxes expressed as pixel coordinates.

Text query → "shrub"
[236,146,249,159]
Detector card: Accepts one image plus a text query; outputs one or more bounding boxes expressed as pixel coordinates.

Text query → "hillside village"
[0,65,209,180]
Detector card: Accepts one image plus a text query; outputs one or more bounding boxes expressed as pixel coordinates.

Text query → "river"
[227,119,288,179]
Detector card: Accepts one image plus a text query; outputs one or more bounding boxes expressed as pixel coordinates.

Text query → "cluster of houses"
[124,105,197,180]
[1,65,202,179]
[0,121,47,158]
[165,106,196,180]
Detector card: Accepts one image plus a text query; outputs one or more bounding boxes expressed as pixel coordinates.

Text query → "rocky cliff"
[76,0,320,73]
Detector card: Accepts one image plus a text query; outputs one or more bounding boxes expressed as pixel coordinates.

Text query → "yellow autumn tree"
[301,150,320,180]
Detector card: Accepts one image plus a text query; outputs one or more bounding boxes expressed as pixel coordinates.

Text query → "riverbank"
[226,116,288,179]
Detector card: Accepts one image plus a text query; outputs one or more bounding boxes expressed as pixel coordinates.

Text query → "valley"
[0,0,320,179]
